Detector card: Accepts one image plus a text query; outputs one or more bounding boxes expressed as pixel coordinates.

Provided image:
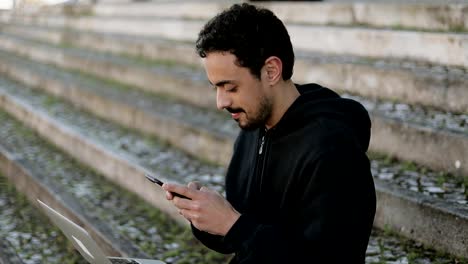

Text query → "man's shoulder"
[281,116,366,161]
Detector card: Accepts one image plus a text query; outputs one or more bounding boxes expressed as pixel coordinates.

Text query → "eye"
[226,86,237,93]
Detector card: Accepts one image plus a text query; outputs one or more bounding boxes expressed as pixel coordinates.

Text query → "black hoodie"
[192,83,377,264]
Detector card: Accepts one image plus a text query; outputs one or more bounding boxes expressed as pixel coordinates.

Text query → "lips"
[227,107,243,120]
[231,112,241,119]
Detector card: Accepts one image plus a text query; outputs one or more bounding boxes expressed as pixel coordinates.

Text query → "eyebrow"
[210,80,236,87]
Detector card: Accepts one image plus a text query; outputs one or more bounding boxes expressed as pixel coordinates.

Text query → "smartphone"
[145,173,190,199]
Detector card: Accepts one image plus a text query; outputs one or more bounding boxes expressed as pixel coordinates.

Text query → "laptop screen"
[36,199,112,264]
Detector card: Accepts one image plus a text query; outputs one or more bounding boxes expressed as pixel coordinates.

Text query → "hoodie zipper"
[259,134,265,154]
[256,128,269,194]
[258,127,267,155]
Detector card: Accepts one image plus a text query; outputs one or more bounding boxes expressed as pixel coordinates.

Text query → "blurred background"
[0,0,467,263]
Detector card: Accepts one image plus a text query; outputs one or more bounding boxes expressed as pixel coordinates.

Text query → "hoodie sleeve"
[191,224,234,254]
[219,148,376,263]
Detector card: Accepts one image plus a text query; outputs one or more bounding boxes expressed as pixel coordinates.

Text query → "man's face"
[203,52,272,130]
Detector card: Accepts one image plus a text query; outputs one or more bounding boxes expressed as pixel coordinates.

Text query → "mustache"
[226,107,244,114]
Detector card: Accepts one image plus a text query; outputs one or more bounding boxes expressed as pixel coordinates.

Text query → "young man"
[163,3,376,263]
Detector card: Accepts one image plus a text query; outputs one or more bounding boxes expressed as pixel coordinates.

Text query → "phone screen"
[145,173,164,186]
[145,173,190,199]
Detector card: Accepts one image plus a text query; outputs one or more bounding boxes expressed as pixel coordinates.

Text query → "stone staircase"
[0,0,466,263]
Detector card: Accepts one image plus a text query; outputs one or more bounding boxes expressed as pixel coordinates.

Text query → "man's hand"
[162,182,240,236]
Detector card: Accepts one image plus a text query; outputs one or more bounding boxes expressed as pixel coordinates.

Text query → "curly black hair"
[196,3,294,80]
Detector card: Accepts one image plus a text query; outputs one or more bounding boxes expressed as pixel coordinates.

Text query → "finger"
[188,181,202,190]
[165,191,174,200]
[163,183,196,199]
[178,209,190,221]
[172,196,194,210]
[179,209,198,222]
[199,186,216,193]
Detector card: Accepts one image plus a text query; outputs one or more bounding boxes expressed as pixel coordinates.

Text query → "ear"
[264,56,283,85]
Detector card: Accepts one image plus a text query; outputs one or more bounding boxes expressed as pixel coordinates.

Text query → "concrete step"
[1,27,468,115]
[0,167,115,264]
[19,0,468,32]
[0,48,235,166]
[0,73,201,226]
[0,35,467,177]
[372,170,468,259]
[1,1,467,262]
[1,12,466,68]
[0,78,232,263]
[0,31,215,108]
[0,126,150,259]
[0,87,465,264]
[367,227,467,263]
[0,72,466,260]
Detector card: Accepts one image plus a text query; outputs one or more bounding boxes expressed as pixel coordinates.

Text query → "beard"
[233,95,273,131]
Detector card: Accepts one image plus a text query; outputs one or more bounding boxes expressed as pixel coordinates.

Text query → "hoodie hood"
[273,83,371,152]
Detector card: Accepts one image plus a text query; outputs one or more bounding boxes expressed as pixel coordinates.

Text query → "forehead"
[203,52,248,85]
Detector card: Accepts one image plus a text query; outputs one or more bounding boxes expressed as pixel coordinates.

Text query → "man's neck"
[265,80,300,130]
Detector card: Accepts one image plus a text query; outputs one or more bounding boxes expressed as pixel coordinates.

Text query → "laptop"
[37,199,166,264]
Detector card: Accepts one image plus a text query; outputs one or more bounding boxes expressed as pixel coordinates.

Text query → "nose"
[216,89,232,110]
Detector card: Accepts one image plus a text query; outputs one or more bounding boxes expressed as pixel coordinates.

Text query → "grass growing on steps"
[0,100,232,263]
[374,226,468,264]
[0,172,88,263]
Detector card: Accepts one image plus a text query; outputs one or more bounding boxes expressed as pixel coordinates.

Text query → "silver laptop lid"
[37,199,112,264]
